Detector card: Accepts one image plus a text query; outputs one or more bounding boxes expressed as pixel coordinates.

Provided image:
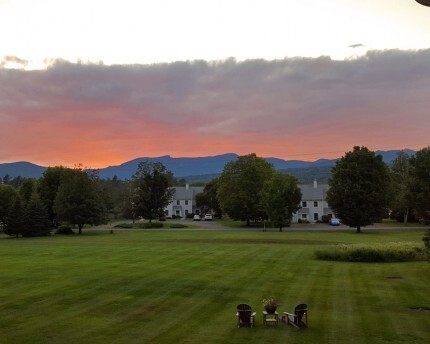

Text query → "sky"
[1,0,430,168]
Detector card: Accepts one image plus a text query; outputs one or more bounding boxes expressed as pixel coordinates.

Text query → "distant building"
[293,180,333,223]
[164,184,204,218]
[165,180,333,222]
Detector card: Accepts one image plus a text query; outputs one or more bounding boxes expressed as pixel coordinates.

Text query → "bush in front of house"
[137,222,164,229]
[114,223,134,228]
[315,242,426,262]
[321,215,331,223]
[186,213,195,219]
[55,225,75,235]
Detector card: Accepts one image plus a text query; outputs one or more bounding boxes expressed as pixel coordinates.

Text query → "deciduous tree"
[389,151,412,224]
[195,178,222,218]
[409,146,430,224]
[217,154,274,226]
[38,166,73,226]
[132,162,174,222]
[261,172,302,231]
[326,146,390,233]
[54,168,107,234]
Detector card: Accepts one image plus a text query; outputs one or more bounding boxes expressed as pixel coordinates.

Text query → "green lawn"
[0,229,429,344]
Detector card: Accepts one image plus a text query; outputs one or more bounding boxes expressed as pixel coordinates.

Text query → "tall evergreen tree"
[23,193,52,237]
[4,195,26,237]
[0,185,17,231]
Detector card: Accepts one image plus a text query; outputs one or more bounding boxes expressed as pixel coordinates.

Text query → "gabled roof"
[299,184,329,201]
[173,186,204,200]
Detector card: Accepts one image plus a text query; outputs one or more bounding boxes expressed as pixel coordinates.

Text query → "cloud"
[1,55,29,68]
[349,44,364,48]
[1,49,430,167]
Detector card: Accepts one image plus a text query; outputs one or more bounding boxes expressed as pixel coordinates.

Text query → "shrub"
[423,229,430,259]
[321,215,331,223]
[114,223,134,228]
[170,224,187,228]
[315,242,426,262]
[137,222,164,229]
[55,225,75,235]
[186,213,194,219]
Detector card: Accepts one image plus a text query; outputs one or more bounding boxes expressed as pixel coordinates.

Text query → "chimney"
[186,184,189,190]
[313,179,318,189]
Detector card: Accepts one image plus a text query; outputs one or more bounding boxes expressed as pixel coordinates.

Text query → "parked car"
[193,214,201,221]
[329,218,340,226]
[204,214,213,221]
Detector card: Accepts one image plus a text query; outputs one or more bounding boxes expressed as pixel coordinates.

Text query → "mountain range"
[0,150,416,182]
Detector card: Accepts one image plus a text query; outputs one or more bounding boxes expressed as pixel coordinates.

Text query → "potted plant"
[262,298,280,314]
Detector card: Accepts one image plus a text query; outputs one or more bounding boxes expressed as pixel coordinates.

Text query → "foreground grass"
[0,229,429,344]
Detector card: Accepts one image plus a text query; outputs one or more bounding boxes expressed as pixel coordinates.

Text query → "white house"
[164,184,204,218]
[165,180,333,222]
[293,180,334,223]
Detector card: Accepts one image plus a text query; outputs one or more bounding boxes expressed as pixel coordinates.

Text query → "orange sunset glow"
[1,0,430,168]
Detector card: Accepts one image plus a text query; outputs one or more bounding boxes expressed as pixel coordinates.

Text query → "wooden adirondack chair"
[236,304,256,328]
[283,304,308,328]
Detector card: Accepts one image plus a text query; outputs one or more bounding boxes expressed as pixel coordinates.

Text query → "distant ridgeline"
[0,149,416,184]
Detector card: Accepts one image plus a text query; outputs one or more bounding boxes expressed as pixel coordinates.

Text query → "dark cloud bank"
[1,49,429,160]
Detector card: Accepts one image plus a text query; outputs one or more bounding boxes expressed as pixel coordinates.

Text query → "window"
[314,201,318,207]
[185,210,189,215]
[301,214,307,219]
[176,200,180,205]
[314,213,319,221]
[185,200,188,205]
[302,201,307,207]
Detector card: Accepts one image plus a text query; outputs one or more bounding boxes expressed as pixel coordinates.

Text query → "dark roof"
[299,184,329,201]
[173,186,204,200]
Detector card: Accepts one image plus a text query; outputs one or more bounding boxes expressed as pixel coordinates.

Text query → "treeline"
[195,147,430,232]
[0,162,177,236]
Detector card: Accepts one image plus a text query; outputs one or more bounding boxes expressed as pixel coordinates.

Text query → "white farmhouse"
[293,180,334,223]
[164,184,204,218]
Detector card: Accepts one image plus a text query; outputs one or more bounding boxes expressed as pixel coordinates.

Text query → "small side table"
[263,311,279,325]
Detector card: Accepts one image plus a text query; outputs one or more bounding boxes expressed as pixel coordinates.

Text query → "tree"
[195,178,222,218]
[132,162,175,222]
[0,185,17,232]
[389,151,412,224]
[54,168,107,234]
[261,172,302,231]
[19,179,37,205]
[38,166,73,227]
[217,153,274,226]
[23,193,52,237]
[4,195,26,237]
[326,146,390,233]
[409,146,430,224]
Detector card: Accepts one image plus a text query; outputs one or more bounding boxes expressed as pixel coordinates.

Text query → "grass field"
[0,228,429,344]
